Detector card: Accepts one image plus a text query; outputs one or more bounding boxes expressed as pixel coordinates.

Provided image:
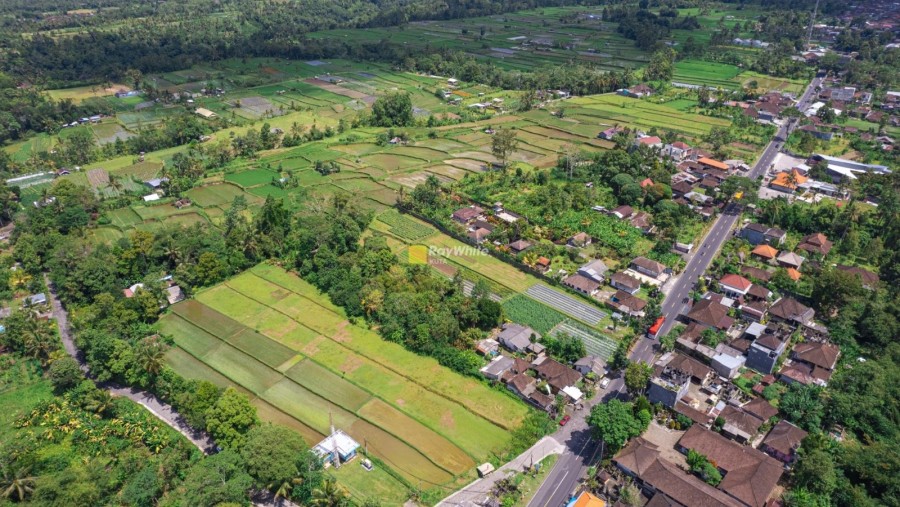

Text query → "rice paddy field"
[162,263,530,497]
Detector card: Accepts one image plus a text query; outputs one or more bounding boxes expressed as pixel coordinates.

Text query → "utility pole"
[806,0,821,49]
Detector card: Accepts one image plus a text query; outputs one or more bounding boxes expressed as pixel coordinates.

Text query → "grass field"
[163,263,531,492]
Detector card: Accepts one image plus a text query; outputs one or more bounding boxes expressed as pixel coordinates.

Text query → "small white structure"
[476,463,495,477]
[313,427,360,468]
[143,194,160,202]
[562,385,584,403]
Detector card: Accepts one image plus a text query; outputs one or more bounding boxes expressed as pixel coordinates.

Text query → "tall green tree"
[205,387,259,449]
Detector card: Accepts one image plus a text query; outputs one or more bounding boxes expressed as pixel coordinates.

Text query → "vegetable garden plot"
[525,284,606,326]
[501,295,566,334]
[375,210,435,241]
[550,319,617,360]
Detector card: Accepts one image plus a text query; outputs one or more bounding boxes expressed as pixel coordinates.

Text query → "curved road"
[46,275,217,453]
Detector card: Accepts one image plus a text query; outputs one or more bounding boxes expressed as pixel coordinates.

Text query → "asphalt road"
[655,74,824,339]
[527,337,657,507]
[524,75,824,507]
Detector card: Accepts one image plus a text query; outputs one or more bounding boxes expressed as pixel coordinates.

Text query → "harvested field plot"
[229,96,277,119]
[501,295,566,334]
[525,284,606,326]
[359,154,422,172]
[86,168,110,188]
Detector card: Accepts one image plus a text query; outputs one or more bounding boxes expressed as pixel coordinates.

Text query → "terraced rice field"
[162,263,528,487]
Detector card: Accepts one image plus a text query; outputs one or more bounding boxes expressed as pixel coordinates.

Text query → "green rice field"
[162,263,530,491]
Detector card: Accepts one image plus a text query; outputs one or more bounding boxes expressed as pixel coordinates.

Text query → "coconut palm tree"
[0,464,36,501]
[83,390,114,416]
[310,478,347,507]
[135,335,167,376]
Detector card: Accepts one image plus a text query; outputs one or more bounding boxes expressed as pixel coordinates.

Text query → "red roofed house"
[636,136,663,148]
[719,274,753,298]
[751,244,778,261]
[640,177,654,188]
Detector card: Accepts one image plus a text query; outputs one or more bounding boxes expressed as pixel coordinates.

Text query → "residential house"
[123,283,144,298]
[508,239,533,255]
[740,300,767,322]
[615,439,743,507]
[760,420,808,465]
[468,227,491,244]
[531,356,581,394]
[742,397,778,422]
[631,256,666,279]
[497,323,539,352]
[672,181,694,198]
[480,355,515,380]
[24,293,48,307]
[698,157,729,173]
[569,491,607,507]
[606,290,648,318]
[534,256,551,274]
[666,353,714,385]
[711,352,745,379]
[611,205,634,219]
[451,205,484,224]
[568,232,591,248]
[769,297,814,325]
[677,426,783,507]
[750,244,778,261]
[836,265,879,289]
[636,136,663,149]
[574,355,607,377]
[313,429,360,467]
[790,341,840,384]
[663,141,693,162]
[797,233,833,257]
[563,273,601,296]
[598,126,625,140]
[719,405,766,443]
[647,366,691,408]
[745,284,771,302]
[741,266,772,282]
[746,333,788,374]
[476,338,499,356]
[776,251,804,269]
[165,285,185,305]
[630,212,654,234]
[610,272,642,295]
[739,224,786,246]
[686,299,734,330]
[619,84,654,98]
[144,177,169,189]
[507,372,537,398]
[718,274,753,298]
[577,259,608,282]
[769,169,809,193]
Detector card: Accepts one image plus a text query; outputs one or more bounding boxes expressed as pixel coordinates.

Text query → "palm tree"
[0,464,36,501]
[83,390,114,416]
[310,478,347,507]
[22,315,56,366]
[136,336,168,376]
[272,476,303,500]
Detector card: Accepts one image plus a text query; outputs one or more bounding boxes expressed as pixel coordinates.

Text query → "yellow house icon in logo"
[409,245,428,264]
